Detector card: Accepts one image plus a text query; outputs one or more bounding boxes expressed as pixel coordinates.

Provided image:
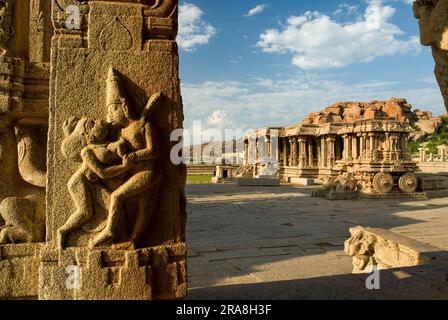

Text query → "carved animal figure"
[0,119,47,245]
[0,193,45,244]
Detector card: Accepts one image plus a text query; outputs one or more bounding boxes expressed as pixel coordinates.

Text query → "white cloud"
[244,4,267,17]
[178,2,216,52]
[207,110,234,129]
[182,74,445,139]
[257,0,420,70]
[333,2,360,16]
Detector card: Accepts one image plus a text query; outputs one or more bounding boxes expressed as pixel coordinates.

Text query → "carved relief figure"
[57,117,130,249]
[0,119,47,244]
[0,0,13,56]
[0,193,45,244]
[90,69,163,247]
[344,227,377,272]
[58,68,163,249]
[414,0,448,112]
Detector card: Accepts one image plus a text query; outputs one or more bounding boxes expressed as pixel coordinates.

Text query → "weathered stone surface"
[187,184,448,299]
[414,0,448,112]
[43,0,186,300]
[302,98,414,125]
[0,0,50,299]
[0,244,43,299]
[345,226,446,273]
[39,244,186,300]
[0,0,185,300]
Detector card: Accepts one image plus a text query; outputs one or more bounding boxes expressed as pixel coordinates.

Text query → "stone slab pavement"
[185,184,448,300]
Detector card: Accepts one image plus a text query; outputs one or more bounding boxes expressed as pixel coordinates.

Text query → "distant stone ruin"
[242,98,422,196]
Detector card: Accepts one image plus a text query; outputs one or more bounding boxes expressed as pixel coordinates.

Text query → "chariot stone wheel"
[372,173,394,193]
[398,173,418,193]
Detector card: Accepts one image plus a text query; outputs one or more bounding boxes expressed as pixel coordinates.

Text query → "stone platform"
[186,184,448,299]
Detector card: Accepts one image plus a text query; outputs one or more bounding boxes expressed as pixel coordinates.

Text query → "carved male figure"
[57,117,131,249]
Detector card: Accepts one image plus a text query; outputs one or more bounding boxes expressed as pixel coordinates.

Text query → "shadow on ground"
[186,184,448,299]
[188,262,448,300]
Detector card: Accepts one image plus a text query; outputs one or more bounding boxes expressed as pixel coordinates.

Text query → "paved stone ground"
[186,184,448,300]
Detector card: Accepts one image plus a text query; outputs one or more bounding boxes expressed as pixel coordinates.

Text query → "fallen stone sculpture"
[345,226,447,273]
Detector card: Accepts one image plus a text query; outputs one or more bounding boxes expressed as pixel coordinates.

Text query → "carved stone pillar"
[244,140,249,165]
[43,0,186,300]
[291,137,297,166]
[345,135,353,161]
[352,135,357,160]
[0,0,51,300]
[266,136,271,159]
[326,137,335,168]
[298,138,306,168]
[359,135,365,160]
[255,138,260,163]
[308,139,314,167]
[283,138,287,167]
[441,146,447,162]
[385,133,391,151]
[320,137,326,168]
[342,135,348,160]
[418,147,427,162]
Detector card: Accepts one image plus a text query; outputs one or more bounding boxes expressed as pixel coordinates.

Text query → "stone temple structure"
[242,99,419,195]
[414,0,448,113]
[0,0,186,300]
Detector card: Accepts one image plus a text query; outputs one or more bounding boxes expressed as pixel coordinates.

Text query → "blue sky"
[177,0,444,137]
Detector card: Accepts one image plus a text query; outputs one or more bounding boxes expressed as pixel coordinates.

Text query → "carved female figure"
[89,92,163,247]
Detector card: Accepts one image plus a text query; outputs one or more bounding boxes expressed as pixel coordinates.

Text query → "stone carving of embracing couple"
[57,68,164,250]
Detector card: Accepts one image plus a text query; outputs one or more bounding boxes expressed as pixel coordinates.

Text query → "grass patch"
[187,175,213,184]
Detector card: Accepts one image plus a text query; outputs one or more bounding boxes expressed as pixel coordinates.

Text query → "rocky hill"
[410,114,448,154]
[301,98,447,155]
[301,98,415,125]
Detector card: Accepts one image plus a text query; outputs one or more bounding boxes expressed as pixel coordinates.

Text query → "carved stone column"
[291,137,297,166]
[244,139,249,165]
[326,137,335,168]
[0,0,52,300]
[418,147,427,162]
[359,135,364,160]
[385,133,391,151]
[43,0,186,300]
[342,135,349,160]
[266,136,271,159]
[320,137,326,168]
[298,138,306,168]
[344,135,353,161]
[282,138,288,167]
[255,138,259,163]
[440,146,447,162]
[352,135,357,160]
[308,139,314,167]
